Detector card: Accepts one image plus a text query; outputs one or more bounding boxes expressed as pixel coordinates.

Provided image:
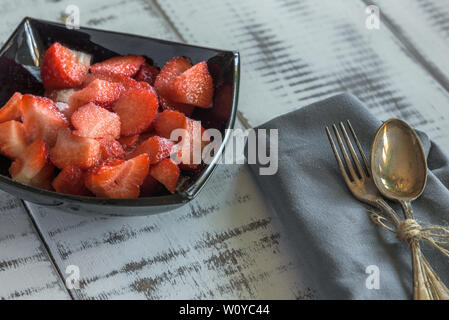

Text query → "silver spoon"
[371,118,449,300]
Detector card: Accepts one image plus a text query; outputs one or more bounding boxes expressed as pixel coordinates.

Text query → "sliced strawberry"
[85,153,150,198]
[30,162,55,190]
[168,61,213,108]
[136,63,160,86]
[127,136,174,164]
[150,158,180,194]
[45,88,77,104]
[0,92,22,123]
[68,79,124,113]
[20,94,69,147]
[98,136,125,161]
[90,55,145,77]
[83,72,147,91]
[50,127,101,169]
[41,42,91,89]
[52,165,89,196]
[173,119,208,170]
[119,135,139,151]
[159,95,194,116]
[113,87,158,136]
[71,103,121,139]
[0,120,28,159]
[140,173,165,197]
[9,139,48,184]
[154,57,192,97]
[153,110,187,140]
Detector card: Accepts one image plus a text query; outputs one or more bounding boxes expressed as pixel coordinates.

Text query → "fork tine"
[325,127,351,185]
[332,124,358,181]
[339,122,365,179]
[347,120,370,176]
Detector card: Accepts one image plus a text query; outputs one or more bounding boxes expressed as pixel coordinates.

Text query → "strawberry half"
[20,94,69,147]
[52,165,89,196]
[168,61,213,108]
[159,95,194,116]
[83,72,148,91]
[0,120,28,159]
[71,103,121,139]
[0,92,22,123]
[154,57,192,97]
[98,136,125,161]
[127,136,175,164]
[85,153,150,198]
[173,119,208,170]
[136,63,160,86]
[50,127,101,169]
[150,158,180,194]
[113,87,158,136]
[153,110,187,140]
[69,79,124,114]
[9,139,49,184]
[90,55,145,77]
[41,42,91,89]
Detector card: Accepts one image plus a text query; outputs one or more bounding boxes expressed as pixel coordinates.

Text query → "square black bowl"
[0,17,239,216]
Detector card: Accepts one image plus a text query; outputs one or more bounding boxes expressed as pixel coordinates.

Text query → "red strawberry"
[85,153,150,198]
[45,88,77,104]
[0,92,22,123]
[20,94,69,147]
[98,136,125,161]
[30,163,55,190]
[159,95,194,116]
[9,139,48,184]
[52,165,89,196]
[113,87,158,136]
[136,63,160,86]
[119,135,139,151]
[90,56,145,77]
[154,57,192,97]
[127,136,174,164]
[140,173,164,197]
[168,61,213,108]
[71,103,121,139]
[83,72,147,91]
[150,158,180,194]
[41,42,91,89]
[50,127,101,169]
[153,110,187,140]
[69,79,124,113]
[173,119,208,170]
[0,120,28,159]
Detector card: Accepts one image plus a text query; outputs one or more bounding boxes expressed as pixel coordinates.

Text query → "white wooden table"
[1,0,449,299]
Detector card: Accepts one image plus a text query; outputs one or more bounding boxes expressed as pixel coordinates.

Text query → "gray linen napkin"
[247,93,449,299]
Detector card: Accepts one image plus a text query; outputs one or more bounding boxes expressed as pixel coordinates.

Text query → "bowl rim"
[0,17,240,207]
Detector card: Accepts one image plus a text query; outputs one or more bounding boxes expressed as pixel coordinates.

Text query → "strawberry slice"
[41,42,91,89]
[153,110,187,140]
[9,139,48,184]
[168,61,213,108]
[98,136,125,161]
[52,165,89,196]
[136,63,160,86]
[127,136,175,164]
[69,79,124,113]
[140,173,164,197]
[154,57,192,97]
[0,120,28,159]
[0,92,22,123]
[159,95,194,116]
[150,158,180,194]
[20,94,69,147]
[50,127,101,169]
[113,87,158,136]
[30,163,55,190]
[90,56,145,77]
[45,88,77,104]
[71,103,121,139]
[119,135,139,151]
[83,72,148,91]
[173,119,208,170]
[85,153,150,198]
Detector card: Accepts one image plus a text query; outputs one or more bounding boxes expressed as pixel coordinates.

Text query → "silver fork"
[325,120,399,226]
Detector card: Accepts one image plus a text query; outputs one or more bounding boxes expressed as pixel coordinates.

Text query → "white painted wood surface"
[1,0,449,299]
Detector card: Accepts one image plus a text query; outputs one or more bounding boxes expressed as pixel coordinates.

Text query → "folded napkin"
[247,93,449,299]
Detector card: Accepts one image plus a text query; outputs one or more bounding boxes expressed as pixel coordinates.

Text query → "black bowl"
[0,17,239,216]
